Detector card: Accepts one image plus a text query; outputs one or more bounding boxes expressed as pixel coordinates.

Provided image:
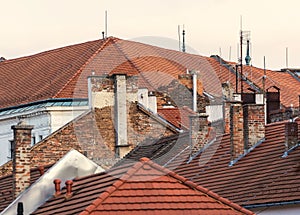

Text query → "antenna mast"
[238,16,250,99]
[182,25,186,52]
[105,10,108,38]
[263,56,266,104]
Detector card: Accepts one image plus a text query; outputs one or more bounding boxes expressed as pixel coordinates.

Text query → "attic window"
[7,140,14,160]
[32,136,36,146]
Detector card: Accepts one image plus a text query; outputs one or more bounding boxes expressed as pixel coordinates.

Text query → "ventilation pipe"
[65,180,73,199]
[191,71,198,112]
[53,179,62,197]
[17,202,24,215]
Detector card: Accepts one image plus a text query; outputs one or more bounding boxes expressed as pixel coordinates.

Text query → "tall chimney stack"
[114,74,138,158]
[285,121,298,150]
[243,104,265,149]
[230,102,244,160]
[11,121,33,199]
[230,102,266,162]
[189,113,209,158]
[114,74,128,158]
[87,74,138,158]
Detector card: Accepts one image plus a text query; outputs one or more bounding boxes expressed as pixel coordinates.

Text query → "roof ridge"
[0,39,103,66]
[144,158,255,215]
[110,40,166,89]
[53,37,118,98]
[62,157,254,215]
[80,158,174,214]
[80,158,150,214]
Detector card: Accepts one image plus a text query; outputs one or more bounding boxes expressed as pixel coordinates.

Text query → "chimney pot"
[53,179,62,197]
[38,166,45,176]
[17,202,24,215]
[65,180,73,199]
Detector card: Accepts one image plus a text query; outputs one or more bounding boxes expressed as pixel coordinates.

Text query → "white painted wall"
[0,106,88,166]
[1,149,104,215]
[138,88,149,108]
[205,104,223,123]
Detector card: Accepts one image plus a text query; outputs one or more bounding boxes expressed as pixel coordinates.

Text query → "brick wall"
[157,78,208,113]
[128,103,176,149]
[0,161,12,176]
[189,114,209,158]
[243,104,265,149]
[11,122,33,198]
[285,122,298,150]
[224,102,231,134]
[0,103,176,177]
[230,102,244,160]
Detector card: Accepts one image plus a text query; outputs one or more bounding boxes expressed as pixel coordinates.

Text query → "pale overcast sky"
[1,0,300,70]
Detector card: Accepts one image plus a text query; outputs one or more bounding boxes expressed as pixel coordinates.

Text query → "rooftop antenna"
[240,16,243,96]
[178,25,181,51]
[239,16,250,97]
[182,25,186,52]
[245,40,251,65]
[105,10,108,38]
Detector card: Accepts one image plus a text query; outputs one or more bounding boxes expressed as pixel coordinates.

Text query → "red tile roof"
[32,158,253,215]
[1,37,298,110]
[0,37,224,109]
[0,39,106,108]
[0,165,51,212]
[157,106,195,129]
[166,118,300,207]
[0,174,13,212]
[214,57,300,108]
[241,65,300,107]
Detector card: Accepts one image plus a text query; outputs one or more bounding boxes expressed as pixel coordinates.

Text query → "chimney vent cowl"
[65,180,73,199]
[53,179,62,197]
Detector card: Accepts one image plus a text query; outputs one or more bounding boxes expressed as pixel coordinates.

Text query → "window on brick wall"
[7,140,14,160]
[32,136,36,146]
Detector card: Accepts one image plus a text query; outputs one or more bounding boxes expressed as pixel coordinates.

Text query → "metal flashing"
[229,138,265,166]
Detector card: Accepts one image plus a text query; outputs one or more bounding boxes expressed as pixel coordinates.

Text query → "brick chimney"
[224,101,231,133]
[114,74,130,158]
[189,113,209,158]
[11,121,33,198]
[87,74,138,158]
[243,104,265,149]
[230,102,266,161]
[230,102,244,160]
[285,121,298,150]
